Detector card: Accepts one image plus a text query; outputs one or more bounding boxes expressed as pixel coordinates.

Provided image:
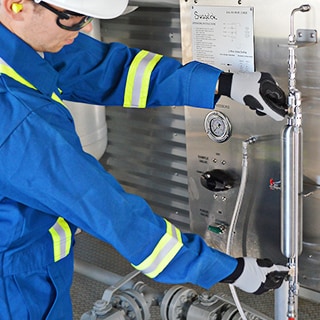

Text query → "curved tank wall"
[65,19,107,160]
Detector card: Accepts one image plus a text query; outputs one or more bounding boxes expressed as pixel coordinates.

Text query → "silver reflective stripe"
[132,219,183,278]
[49,217,72,262]
[0,58,8,66]
[124,50,163,108]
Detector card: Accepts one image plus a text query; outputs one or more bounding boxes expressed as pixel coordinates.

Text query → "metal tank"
[98,0,320,301]
[72,1,320,319]
[65,20,108,160]
[180,0,320,299]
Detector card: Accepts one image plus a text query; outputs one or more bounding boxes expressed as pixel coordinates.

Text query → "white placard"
[191,6,255,72]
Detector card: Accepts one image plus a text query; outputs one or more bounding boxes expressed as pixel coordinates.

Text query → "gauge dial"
[204,111,232,143]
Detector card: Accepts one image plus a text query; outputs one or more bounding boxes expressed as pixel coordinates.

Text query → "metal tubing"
[275,281,289,320]
[75,258,163,308]
[226,136,259,320]
[278,7,309,318]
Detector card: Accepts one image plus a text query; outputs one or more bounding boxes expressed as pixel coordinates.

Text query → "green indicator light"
[208,225,224,234]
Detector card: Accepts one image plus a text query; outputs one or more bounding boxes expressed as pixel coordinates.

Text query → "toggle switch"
[200,169,234,192]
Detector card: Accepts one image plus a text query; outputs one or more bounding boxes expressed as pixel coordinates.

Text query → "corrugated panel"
[100,7,181,59]
[99,7,190,231]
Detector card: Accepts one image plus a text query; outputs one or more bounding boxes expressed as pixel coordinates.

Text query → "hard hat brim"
[42,0,129,19]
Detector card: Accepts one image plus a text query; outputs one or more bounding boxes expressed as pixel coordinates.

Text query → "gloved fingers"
[242,94,280,119]
[243,95,263,112]
[250,92,287,120]
[260,80,287,117]
[252,258,289,294]
[262,81,286,103]
[229,71,288,121]
[268,271,290,284]
[256,110,266,117]
[225,257,289,295]
[256,258,274,268]
[262,82,286,105]
[254,271,289,295]
[259,77,287,118]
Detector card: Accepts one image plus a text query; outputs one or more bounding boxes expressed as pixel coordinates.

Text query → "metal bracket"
[296,28,318,45]
[102,269,141,304]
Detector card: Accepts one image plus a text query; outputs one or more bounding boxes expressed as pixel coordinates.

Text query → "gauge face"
[204,111,232,143]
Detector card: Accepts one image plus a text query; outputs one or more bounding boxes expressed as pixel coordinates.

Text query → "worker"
[0,0,288,319]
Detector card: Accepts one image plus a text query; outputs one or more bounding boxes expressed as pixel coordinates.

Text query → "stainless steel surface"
[180,0,320,296]
[281,124,303,319]
[275,282,289,320]
[78,1,320,311]
[281,15,305,315]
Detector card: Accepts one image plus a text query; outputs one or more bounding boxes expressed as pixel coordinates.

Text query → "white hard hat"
[38,0,129,19]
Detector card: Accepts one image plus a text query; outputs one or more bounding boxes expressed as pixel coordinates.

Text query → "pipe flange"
[160,286,197,320]
[160,286,184,320]
[124,289,151,320]
[112,292,143,320]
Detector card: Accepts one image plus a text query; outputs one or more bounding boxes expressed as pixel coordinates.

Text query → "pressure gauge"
[204,110,232,143]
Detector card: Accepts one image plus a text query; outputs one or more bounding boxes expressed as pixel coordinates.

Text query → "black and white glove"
[218,72,287,121]
[221,257,289,295]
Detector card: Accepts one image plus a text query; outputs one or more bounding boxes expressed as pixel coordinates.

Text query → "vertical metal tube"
[276,4,311,320]
[281,123,303,258]
[275,281,289,320]
[280,117,303,320]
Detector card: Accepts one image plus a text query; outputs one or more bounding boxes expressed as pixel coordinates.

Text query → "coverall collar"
[0,23,60,98]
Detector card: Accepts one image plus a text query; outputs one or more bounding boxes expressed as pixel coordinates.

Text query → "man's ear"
[2,0,25,19]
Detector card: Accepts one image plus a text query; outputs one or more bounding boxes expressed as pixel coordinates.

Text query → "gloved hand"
[221,257,289,294]
[218,72,287,121]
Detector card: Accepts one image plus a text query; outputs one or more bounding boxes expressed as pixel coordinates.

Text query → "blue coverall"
[0,23,237,319]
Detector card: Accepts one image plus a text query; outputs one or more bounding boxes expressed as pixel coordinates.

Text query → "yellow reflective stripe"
[0,63,37,90]
[124,50,163,108]
[0,60,72,264]
[0,60,66,107]
[51,92,65,105]
[132,219,183,278]
[124,50,148,107]
[49,217,72,262]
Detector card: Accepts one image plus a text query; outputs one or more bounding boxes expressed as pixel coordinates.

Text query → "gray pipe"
[274,281,289,320]
[74,258,136,290]
[74,258,163,306]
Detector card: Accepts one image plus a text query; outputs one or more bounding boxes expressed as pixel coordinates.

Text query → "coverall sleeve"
[45,33,222,109]
[0,100,237,289]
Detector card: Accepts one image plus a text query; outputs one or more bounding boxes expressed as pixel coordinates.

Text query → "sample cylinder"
[281,124,303,258]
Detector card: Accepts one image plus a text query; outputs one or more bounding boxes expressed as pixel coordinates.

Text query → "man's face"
[5,0,93,52]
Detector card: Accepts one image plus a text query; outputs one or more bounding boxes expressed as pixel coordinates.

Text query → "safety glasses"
[37,1,93,31]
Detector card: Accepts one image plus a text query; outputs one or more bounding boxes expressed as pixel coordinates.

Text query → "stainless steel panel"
[97,0,320,295]
[181,0,320,294]
[185,102,285,258]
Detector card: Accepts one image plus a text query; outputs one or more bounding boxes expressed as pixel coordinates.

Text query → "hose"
[226,136,257,320]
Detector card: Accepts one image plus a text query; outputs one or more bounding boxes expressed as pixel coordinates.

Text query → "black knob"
[200,169,234,191]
